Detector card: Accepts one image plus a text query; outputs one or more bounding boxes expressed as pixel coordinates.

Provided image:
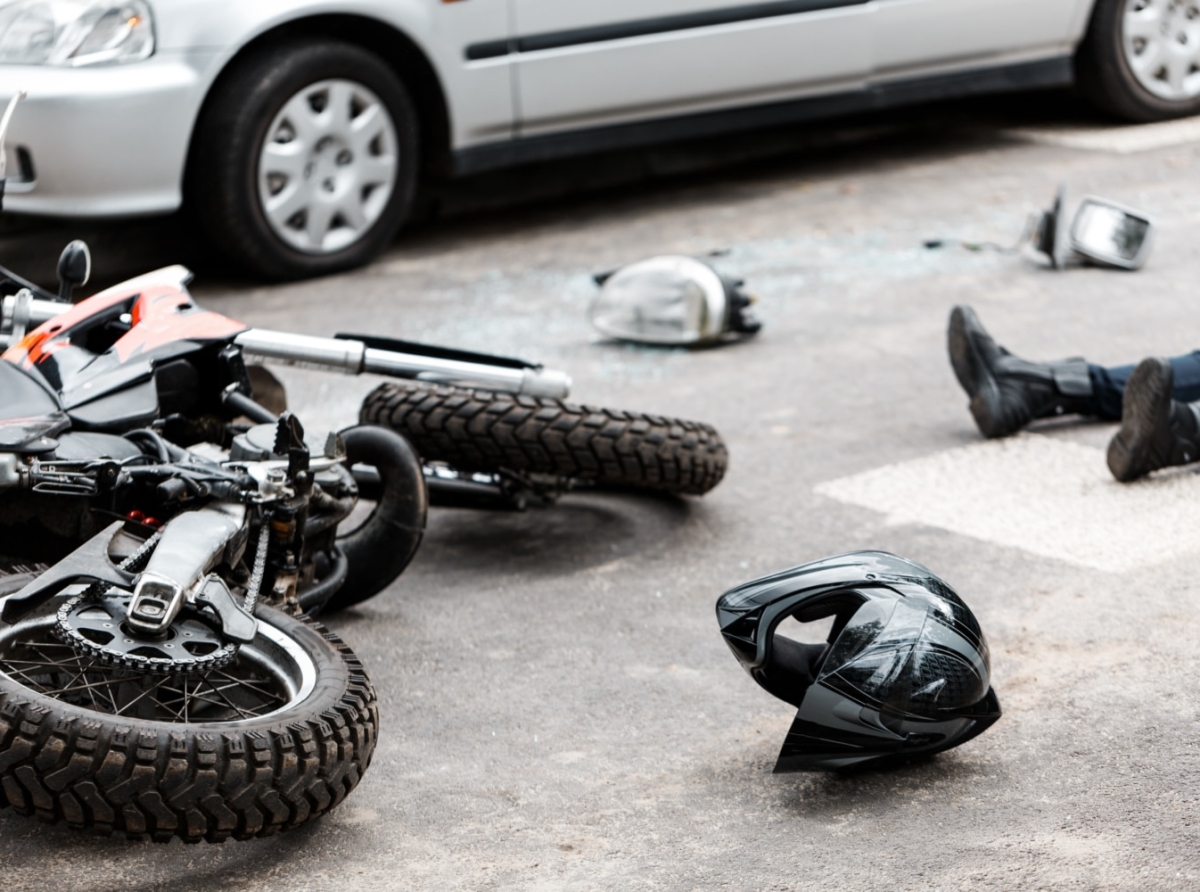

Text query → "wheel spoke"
[264,183,309,227]
[209,671,279,701]
[1,611,298,723]
[1131,38,1166,74]
[46,675,134,695]
[199,674,255,720]
[1167,52,1192,91]
[328,81,357,135]
[261,141,308,179]
[114,676,170,716]
[1122,0,1200,98]
[258,77,398,255]
[349,103,387,153]
[338,194,369,232]
[278,91,323,145]
[357,154,396,187]
[1125,9,1162,41]
[305,201,336,248]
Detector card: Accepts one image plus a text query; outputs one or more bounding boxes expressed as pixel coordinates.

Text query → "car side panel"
[872,0,1092,77]
[512,2,872,136]
[3,0,516,217]
[1,53,220,216]
[153,0,515,147]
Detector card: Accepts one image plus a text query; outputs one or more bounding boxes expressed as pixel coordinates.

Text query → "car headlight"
[0,0,153,66]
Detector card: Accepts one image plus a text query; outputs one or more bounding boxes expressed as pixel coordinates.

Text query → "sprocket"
[54,589,238,675]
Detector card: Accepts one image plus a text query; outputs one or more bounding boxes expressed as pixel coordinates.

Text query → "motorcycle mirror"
[56,240,91,301]
[1068,196,1154,271]
[588,254,761,347]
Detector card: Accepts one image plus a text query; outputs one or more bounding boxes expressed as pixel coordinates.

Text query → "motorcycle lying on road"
[0,95,727,845]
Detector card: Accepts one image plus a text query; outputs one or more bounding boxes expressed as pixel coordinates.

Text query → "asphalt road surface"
[3,91,1200,890]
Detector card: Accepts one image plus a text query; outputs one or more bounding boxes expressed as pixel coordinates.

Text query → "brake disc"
[54,589,238,675]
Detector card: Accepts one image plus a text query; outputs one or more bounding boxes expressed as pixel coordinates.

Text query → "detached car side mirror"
[1069,197,1154,270]
[1034,187,1154,271]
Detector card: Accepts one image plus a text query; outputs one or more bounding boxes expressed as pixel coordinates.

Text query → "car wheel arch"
[182,12,451,206]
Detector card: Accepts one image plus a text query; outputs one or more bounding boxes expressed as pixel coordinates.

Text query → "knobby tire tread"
[360,382,727,496]
[0,611,377,843]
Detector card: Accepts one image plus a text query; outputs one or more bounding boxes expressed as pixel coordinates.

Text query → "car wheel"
[191,40,419,280]
[1077,0,1200,122]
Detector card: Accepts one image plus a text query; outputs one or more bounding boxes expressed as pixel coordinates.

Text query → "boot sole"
[1107,358,1172,482]
[949,306,1015,439]
[948,306,985,396]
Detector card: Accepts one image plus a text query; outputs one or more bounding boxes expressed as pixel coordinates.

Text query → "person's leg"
[1107,357,1200,482]
[1090,351,1200,420]
[1088,364,1129,420]
[948,306,1095,438]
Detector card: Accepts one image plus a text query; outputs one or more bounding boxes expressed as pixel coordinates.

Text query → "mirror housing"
[588,254,761,347]
[1033,186,1068,270]
[1069,196,1154,271]
[1033,187,1154,271]
[56,240,91,301]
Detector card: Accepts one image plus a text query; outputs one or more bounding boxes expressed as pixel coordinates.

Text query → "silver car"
[0,0,1192,279]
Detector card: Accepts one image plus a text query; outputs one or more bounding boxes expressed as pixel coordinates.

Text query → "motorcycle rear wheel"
[0,599,377,843]
[360,382,728,495]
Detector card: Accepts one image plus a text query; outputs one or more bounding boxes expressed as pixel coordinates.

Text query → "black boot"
[948,305,1095,439]
[1106,357,1200,482]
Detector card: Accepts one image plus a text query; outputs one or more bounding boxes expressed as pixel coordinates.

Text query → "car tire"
[1077,0,1200,122]
[191,40,419,280]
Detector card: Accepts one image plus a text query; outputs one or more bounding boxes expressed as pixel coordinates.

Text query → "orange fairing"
[3,285,130,369]
[3,270,247,370]
[116,288,247,362]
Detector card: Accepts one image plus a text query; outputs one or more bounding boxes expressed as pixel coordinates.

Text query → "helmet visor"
[819,596,990,719]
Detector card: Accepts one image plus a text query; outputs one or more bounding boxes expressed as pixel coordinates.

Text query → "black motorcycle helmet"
[716,551,1000,772]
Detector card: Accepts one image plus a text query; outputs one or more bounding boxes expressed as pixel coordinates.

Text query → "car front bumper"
[1,50,223,218]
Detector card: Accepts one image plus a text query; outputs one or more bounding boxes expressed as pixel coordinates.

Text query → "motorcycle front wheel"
[0,599,377,842]
[360,381,728,496]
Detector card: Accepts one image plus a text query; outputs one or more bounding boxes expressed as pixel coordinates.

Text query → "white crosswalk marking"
[815,433,1200,573]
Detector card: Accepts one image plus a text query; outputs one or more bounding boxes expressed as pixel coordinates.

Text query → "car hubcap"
[258,79,399,255]
[1123,0,1200,101]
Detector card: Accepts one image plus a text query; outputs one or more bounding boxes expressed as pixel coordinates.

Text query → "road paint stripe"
[1001,116,1200,154]
[814,433,1200,573]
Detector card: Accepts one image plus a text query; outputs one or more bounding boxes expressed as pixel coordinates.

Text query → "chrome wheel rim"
[1123,0,1200,101]
[257,78,399,255]
[0,598,317,724]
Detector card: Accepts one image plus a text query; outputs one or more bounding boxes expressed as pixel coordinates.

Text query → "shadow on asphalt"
[704,747,1004,819]
[0,803,324,868]
[0,88,1114,292]
[416,492,696,576]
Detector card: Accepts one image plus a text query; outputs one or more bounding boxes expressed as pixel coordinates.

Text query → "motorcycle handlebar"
[0,297,573,400]
[235,329,572,399]
[0,291,69,348]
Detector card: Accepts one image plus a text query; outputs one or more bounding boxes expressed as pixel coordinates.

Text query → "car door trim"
[452,56,1073,174]
[465,0,867,60]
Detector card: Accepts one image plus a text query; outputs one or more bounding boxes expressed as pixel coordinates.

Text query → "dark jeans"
[1089,351,1200,419]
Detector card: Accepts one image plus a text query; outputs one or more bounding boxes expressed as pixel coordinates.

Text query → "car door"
[871,0,1088,79]
[505,0,873,137]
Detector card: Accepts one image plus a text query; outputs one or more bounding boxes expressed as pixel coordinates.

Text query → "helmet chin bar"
[716,551,1002,773]
[774,684,1002,774]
